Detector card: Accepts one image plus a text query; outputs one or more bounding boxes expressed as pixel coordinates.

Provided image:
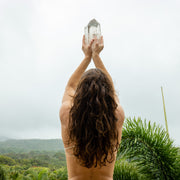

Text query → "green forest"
[0,118,180,180]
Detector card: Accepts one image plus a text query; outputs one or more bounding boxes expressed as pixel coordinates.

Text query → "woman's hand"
[92,36,104,56]
[82,35,94,58]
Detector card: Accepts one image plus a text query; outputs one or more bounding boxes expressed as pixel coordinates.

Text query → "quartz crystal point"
[84,19,101,44]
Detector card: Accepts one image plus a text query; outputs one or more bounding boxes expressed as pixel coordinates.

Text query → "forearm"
[66,56,91,90]
[92,53,115,90]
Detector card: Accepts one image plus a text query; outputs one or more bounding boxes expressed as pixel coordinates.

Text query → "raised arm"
[62,36,94,104]
[92,36,119,103]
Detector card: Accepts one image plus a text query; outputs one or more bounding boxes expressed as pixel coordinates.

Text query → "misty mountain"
[0,138,64,153]
[0,136,10,142]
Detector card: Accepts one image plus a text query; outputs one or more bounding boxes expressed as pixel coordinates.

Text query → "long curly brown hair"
[68,68,119,168]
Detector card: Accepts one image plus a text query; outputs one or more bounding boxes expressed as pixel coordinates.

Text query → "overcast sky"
[0,0,179,146]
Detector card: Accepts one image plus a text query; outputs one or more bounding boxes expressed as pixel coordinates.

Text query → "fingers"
[89,39,94,47]
[93,36,103,46]
[82,36,103,50]
[100,36,104,44]
[82,35,86,45]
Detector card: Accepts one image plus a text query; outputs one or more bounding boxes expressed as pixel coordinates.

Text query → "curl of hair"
[68,68,119,168]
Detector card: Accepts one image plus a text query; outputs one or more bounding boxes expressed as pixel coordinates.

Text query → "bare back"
[60,103,124,180]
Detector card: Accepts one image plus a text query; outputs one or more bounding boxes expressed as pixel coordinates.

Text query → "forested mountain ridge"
[0,138,64,153]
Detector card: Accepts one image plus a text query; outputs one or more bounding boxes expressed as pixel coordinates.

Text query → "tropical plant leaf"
[113,158,148,180]
[118,117,180,180]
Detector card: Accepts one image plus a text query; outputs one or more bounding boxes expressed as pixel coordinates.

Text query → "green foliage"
[113,159,147,180]
[118,117,180,180]
[1,165,68,180]
[24,167,49,180]
[0,166,6,180]
[38,169,48,180]
[55,167,68,180]
[9,170,19,179]
[0,151,66,169]
[0,155,16,166]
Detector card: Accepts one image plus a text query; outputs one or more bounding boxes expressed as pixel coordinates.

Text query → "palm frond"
[113,158,148,180]
[118,117,180,179]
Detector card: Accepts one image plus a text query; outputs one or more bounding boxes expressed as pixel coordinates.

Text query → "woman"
[59,35,125,180]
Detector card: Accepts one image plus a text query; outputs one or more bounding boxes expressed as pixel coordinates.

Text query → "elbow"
[66,82,77,91]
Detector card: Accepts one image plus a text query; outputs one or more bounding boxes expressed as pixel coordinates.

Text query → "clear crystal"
[84,19,101,44]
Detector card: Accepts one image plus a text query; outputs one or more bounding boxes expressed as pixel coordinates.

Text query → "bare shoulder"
[115,104,125,127]
[59,101,72,126]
